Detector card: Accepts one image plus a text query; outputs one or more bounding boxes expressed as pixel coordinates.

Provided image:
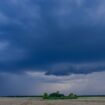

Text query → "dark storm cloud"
[45,62,105,76]
[0,0,105,75]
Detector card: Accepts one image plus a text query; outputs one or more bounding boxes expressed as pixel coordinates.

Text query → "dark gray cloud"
[0,0,105,75]
[45,62,105,75]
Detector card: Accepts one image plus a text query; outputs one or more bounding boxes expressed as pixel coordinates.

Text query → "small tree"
[69,93,74,97]
[68,93,78,99]
[43,93,48,99]
[49,91,64,97]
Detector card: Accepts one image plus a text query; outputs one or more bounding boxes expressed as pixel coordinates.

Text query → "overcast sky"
[0,0,105,96]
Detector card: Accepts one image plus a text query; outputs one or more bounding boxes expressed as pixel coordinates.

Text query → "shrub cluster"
[43,91,78,99]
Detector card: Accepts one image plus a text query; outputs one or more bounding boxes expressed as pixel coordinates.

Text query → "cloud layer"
[0,0,105,95]
[0,0,105,75]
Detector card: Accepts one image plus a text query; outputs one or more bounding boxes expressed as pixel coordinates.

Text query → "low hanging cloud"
[45,62,105,76]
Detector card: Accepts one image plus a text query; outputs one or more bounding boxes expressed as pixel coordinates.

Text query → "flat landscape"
[0,97,105,105]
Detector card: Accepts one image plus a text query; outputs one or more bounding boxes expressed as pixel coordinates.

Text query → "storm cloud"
[1,0,105,96]
[0,0,105,75]
[0,0,105,76]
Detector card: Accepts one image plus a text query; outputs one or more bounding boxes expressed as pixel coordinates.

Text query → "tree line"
[43,91,78,99]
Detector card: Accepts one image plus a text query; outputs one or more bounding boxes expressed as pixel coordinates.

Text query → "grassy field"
[0,97,105,105]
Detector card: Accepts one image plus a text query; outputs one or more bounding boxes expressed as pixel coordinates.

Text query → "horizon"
[0,0,105,96]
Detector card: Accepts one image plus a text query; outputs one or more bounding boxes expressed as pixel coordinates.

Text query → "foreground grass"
[0,97,105,105]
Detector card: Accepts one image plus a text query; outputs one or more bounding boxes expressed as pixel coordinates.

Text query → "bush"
[68,93,78,99]
[43,93,48,99]
[49,91,64,98]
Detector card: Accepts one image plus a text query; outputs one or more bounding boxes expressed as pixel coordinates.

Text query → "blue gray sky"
[0,0,105,96]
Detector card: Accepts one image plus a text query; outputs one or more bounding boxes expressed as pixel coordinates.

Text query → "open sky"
[0,0,105,96]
